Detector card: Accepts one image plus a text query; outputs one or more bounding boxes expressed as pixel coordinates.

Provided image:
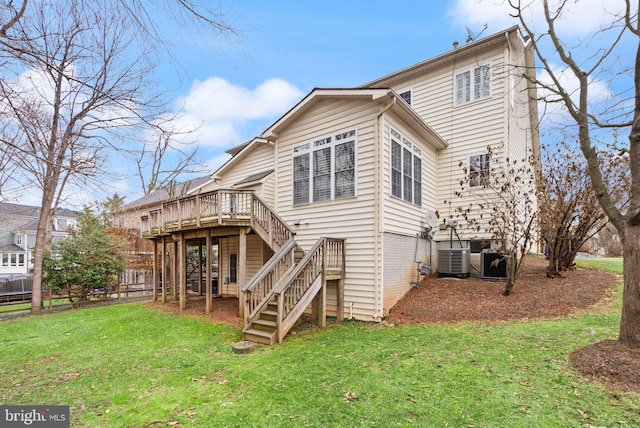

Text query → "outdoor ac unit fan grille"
[480,252,507,279]
[437,249,470,278]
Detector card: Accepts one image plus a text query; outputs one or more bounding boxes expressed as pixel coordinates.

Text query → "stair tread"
[253,319,276,327]
[243,328,273,338]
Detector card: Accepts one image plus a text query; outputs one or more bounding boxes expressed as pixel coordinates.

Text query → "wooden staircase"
[137,187,344,346]
[241,236,345,345]
[243,299,278,344]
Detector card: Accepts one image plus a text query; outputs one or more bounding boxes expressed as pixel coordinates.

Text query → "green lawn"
[575,257,624,274]
[0,262,636,427]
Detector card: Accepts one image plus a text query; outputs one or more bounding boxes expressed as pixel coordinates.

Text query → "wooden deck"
[141,190,293,250]
[139,189,345,344]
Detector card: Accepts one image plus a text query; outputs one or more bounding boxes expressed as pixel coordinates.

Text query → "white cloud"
[174,77,304,148]
[204,152,233,173]
[537,63,613,123]
[448,0,629,37]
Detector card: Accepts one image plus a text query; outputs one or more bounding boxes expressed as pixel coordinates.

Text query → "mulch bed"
[148,257,640,393]
[386,257,618,325]
[569,340,640,393]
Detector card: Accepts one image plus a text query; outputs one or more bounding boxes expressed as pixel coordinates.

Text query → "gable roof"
[211,138,273,181]
[121,176,212,210]
[362,26,525,88]
[262,88,447,149]
[0,244,24,253]
[234,169,274,187]
[0,202,77,218]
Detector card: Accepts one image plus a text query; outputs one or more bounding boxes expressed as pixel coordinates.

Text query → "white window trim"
[398,89,412,106]
[468,153,491,188]
[390,128,423,206]
[1,252,26,267]
[454,63,492,106]
[292,129,357,206]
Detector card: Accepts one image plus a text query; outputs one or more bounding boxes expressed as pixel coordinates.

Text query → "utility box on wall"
[437,249,471,278]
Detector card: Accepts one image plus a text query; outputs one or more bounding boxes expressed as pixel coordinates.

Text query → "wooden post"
[152,239,158,302]
[198,241,203,296]
[320,241,327,327]
[206,230,212,314]
[179,234,186,310]
[238,228,247,318]
[161,237,167,304]
[336,279,344,321]
[173,241,179,302]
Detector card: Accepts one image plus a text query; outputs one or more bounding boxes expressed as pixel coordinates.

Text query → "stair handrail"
[274,237,344,342]
[241,238,297,325]
[250,192,295,251]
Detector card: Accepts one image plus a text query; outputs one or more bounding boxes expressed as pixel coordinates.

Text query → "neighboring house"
[0,202,77,275]
[130,26,540,344]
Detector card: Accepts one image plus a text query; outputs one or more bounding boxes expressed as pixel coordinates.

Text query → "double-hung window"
[293,129,356,205]
[455,64,491,105]
[390,128,422,206]
[469,153,491,187]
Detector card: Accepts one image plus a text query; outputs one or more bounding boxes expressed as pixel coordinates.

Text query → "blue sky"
[12,0,634,207]
[123,0,513,201]
[148,0,634,175]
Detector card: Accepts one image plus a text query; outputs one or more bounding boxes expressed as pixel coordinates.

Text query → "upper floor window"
[16,235,22,246]
[469,153,491,187]
[55,218,76,231]
[293,129,356,206]
[390,128,422,206]
[455,64,491,105]
[399,90,412,106]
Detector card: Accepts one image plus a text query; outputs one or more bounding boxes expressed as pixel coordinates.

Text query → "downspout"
[505,32,514,158]
[373,94,396,319]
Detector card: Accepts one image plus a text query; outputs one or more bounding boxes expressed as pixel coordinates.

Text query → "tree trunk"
[30,210,52,315]
[620,23,640,349]
[503,255,516,296]
[619,222,640,348]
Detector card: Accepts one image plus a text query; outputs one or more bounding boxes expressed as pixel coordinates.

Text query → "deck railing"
[140,190,294,251]
[241,239,296,324]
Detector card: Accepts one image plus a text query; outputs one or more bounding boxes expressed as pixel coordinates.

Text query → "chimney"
[453,41,459,49]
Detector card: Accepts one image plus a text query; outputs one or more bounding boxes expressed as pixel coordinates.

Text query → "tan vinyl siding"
[220,143,273,186]
[419,49,506,242]
[275,98,382,321]
[218,234,267,297]
[246,234,266,279]
[262,174,275,206]
[197,180,221,194]
[379,45,512,244]
[381,116,439,234]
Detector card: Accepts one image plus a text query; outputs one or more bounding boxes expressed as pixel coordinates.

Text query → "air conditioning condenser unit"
[480,252,507,280]
[437,249,470,278]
